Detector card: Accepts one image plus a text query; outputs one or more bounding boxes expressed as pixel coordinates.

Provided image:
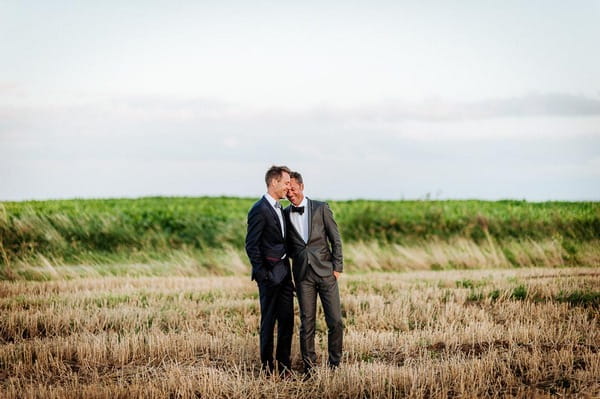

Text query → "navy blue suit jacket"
[245,196,290,285]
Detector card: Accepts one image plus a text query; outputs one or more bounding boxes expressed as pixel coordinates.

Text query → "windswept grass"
[3,237,598,281]
[1,198,599,279]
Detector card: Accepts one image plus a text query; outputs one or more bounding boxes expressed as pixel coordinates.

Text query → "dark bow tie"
[291,206,305,215]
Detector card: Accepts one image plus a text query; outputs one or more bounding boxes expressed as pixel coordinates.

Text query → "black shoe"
[261,362,274,376]
[302,367,315,381]
[279,368,295,380]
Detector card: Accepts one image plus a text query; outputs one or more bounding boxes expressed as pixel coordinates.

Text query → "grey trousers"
[296,266,344,370]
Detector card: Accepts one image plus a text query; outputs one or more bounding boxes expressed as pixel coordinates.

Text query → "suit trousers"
[257,275,294,371]
[296,266,344,370]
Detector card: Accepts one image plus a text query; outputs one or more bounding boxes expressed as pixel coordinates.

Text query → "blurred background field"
[1,197,598,280]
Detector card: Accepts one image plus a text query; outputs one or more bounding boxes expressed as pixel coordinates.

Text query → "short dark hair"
[290,171,303,185]
[265,165,292,187]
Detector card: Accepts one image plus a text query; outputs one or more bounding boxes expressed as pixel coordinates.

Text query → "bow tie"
[291,206,305,215]
[274,202,282,210]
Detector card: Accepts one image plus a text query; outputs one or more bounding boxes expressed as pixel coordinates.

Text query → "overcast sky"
[1,1,599,201]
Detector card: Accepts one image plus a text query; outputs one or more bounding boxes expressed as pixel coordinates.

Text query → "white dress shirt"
[289,197,309,243]
[264,193,285,237]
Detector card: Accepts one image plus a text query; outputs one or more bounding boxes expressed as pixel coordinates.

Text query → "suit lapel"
[307,198,313,242]
[281,206,286,238]
[283,209,300,241]
[263,196,284,239]
[285,207,304,242]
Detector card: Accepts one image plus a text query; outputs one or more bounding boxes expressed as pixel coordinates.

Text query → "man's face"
[287,178,304,205]
[272,172,291,200]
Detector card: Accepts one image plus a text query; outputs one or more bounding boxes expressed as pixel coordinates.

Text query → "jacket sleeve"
[245,205,265,277]
[323,203,344,272]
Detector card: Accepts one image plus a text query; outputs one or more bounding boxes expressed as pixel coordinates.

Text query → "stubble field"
[1,267,598,398]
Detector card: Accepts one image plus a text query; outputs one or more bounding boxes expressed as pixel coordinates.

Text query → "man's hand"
[333,271,341,280]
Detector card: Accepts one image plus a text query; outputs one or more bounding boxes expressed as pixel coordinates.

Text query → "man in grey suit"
[283,171,344,376]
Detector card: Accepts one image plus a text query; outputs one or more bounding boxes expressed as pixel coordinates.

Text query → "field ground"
[1,266,598,398]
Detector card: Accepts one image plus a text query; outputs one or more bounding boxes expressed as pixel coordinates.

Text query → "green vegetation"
[333,199,599,243]
[556,290,600,307]
[464,285,600,308]
[1,197,599,279]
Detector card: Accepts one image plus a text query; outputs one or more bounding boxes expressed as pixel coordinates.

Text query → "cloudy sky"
[1,1,599,201]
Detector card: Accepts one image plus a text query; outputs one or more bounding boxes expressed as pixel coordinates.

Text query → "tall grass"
[1,198,598,279]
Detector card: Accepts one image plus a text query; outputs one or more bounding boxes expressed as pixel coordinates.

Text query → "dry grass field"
[1,267,598,398]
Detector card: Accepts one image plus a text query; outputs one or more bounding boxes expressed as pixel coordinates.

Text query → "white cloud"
[1,91,599,201]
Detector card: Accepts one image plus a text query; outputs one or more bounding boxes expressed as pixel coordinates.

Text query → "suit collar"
[261,196,285,238]
[263,193,280,209]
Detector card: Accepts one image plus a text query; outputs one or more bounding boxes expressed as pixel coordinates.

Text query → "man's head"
[287,171,305,206]
[265,165,291,200]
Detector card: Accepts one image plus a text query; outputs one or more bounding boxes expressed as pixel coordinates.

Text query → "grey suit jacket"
[284,198,343,282]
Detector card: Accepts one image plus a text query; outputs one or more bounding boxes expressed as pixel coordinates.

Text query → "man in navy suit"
[245,165,294,376]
